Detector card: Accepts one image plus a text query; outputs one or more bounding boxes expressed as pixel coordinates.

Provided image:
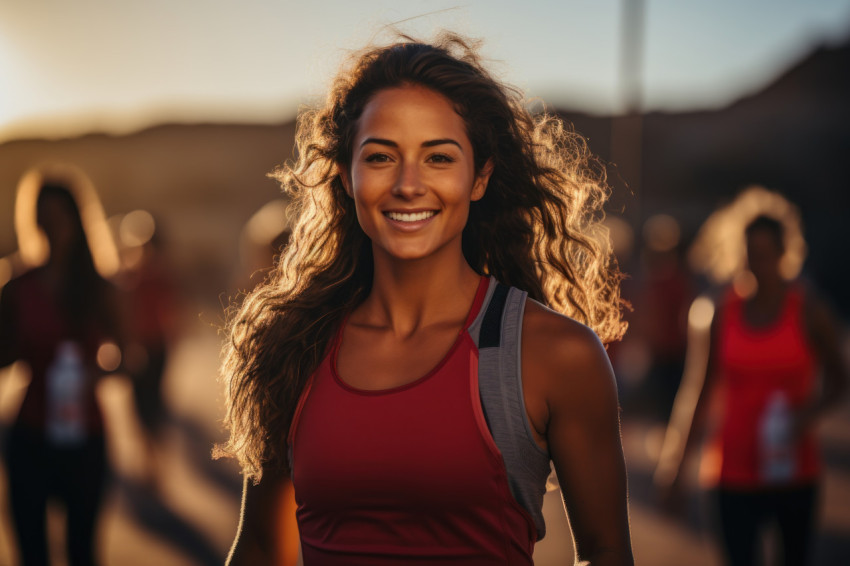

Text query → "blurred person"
[120,223,181,487]
[626,215,694,420]
[227,204,299,566]
[0,180,123,566]
[655,214,847,566]
[218,32,632,565]
[232,199,292,294]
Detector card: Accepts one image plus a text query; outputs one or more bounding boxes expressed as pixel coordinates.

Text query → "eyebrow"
[359,137,463,151]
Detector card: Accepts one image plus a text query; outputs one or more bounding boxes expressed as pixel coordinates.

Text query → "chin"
[383,249,433,261]
[372,240,440,262]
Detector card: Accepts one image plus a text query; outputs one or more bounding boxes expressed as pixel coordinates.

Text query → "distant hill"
[2,38,848,313]
[558,38,850,314]
[0,122,296,299]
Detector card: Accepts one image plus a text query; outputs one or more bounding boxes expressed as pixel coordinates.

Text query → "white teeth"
[386,211,436,222]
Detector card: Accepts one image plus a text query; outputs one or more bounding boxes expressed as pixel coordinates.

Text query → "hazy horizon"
[1,1,848,143]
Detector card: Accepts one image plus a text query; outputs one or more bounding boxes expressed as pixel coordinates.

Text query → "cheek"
[348,179,382,234]
[436,169,477,201]
[350,167,388,199]
[351,196,375,230]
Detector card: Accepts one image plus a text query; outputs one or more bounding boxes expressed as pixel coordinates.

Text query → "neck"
[364,244,481,335]
[43,253,72,281]
[752,275,786,302]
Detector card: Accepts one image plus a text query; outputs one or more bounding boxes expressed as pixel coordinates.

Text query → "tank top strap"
[784,283,805,318]
[720,285,743,317]
[464,275,491,330]
[468,277,552,540]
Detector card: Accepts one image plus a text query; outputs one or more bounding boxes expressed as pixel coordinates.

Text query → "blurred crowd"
[0,165,847,566]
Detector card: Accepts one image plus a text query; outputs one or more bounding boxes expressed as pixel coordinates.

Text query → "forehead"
[37,193,70,213]
[356,85,468,141]
[746,228,782,250]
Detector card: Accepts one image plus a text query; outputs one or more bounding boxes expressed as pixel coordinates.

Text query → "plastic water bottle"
[759,391,795,483]
[46,341,87,446]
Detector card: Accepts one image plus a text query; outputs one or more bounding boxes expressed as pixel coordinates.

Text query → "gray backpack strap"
[469,280,552,540]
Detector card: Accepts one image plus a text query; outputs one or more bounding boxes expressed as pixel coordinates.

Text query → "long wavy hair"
[36,184,114,337]
[219,32,626,481]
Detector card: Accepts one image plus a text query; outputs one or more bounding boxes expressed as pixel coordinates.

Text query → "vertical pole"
[620,0,645,114]
[611,0,646,226]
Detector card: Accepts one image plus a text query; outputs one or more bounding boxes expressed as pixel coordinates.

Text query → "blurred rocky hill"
[1,37,848,313]
[562,38,850,314]
[0,123,296,301]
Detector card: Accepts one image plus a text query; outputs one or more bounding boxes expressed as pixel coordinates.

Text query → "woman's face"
[344,84,492,263]
[746,228,783,284]
[37,193,79,261]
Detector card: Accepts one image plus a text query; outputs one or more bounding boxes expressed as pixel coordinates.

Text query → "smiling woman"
[218,31,632,566]
[343,85,491,264]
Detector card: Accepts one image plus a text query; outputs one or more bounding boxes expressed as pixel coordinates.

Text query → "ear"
[470,158,494,202]
[339,165,353,197]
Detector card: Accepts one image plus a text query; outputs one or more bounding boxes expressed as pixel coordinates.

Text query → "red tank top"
[288,276,536,565]
[7,269,105,435]
[708,285,820,488]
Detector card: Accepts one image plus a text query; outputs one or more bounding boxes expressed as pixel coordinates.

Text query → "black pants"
[714,484,818,566]
[132,345,168,435]
[5,425,108,566]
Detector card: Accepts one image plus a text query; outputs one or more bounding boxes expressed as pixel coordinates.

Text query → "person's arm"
[654,296,719,491]
[524,302,633,566]
[227,472,297,566]
[799,288,848,430]
[0,279,20,369]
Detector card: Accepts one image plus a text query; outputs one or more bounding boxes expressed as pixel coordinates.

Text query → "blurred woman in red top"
[658,214,847,566]
[1,176,123,566]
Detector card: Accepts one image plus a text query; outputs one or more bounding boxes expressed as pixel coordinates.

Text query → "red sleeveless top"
[288,277,536,565]
[6,269,105,435]
[707,285,820,488]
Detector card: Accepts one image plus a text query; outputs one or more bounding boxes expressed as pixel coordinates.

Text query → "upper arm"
[523,304,633,564]
[227,472,297,566]
[0,280,19,368]
[804,288,848,397]
[691,297,722,424]
[103,282,130,345]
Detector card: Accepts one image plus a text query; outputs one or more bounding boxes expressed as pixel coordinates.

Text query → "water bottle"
[759,391,796,483]
[46,341,87,446]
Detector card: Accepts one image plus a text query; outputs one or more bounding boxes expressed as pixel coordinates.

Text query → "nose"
[391,161,426,199]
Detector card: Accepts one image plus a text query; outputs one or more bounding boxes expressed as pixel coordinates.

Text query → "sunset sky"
[1,0,848,142]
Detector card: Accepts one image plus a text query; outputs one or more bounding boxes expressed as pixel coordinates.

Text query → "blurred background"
[1,1,849,564]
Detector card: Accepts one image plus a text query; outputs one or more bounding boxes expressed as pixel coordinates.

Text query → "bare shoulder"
[799,281,833,325]
[523,299,612,381]
[797,280,842,348]
[522,299,618,419]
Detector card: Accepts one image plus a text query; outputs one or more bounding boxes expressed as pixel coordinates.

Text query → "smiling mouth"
[384,211,437,222]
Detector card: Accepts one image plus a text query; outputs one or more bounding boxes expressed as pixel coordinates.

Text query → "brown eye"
[427,153,455,164]
[365,153,392,163]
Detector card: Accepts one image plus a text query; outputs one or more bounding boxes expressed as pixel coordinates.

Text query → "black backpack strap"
[478,282,510,349]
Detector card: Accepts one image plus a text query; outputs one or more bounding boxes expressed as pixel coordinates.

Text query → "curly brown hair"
[218,32,626,481]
